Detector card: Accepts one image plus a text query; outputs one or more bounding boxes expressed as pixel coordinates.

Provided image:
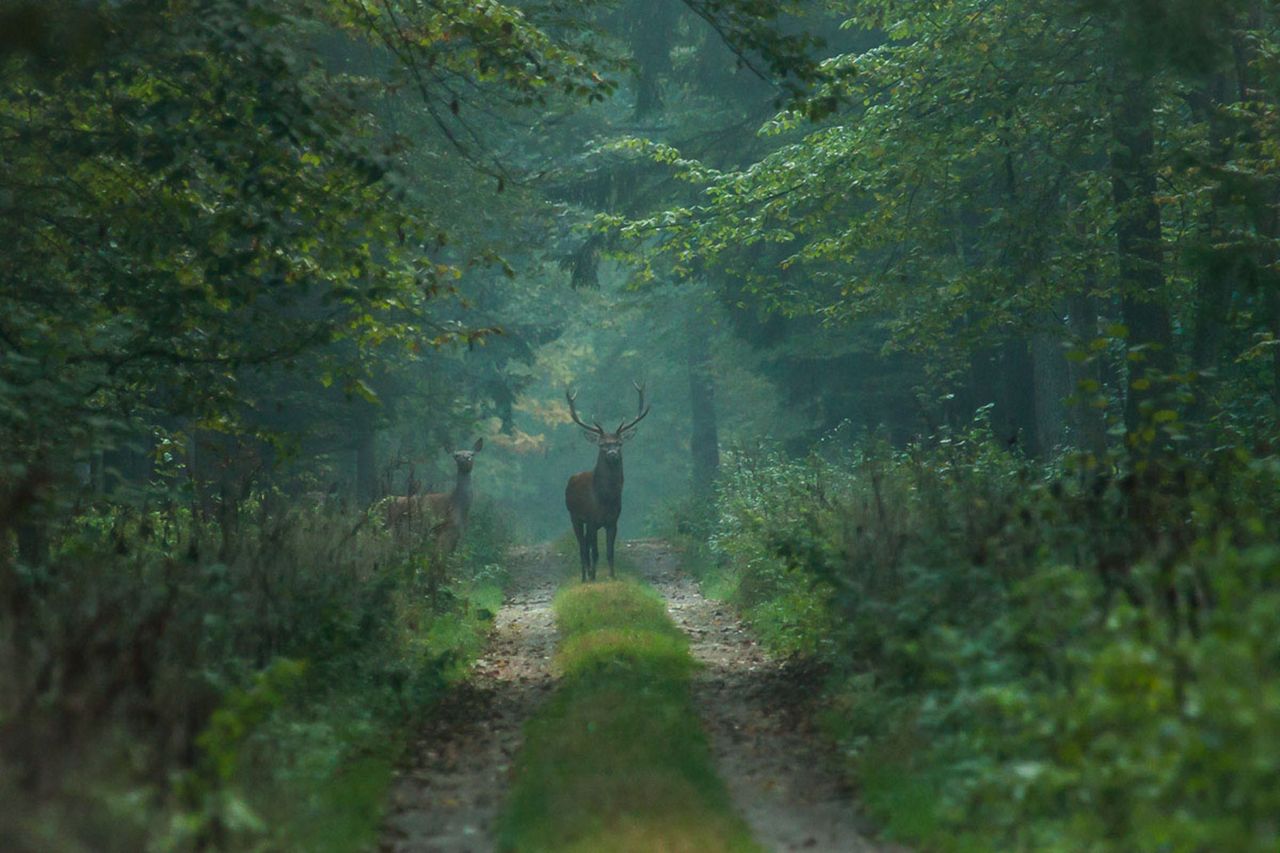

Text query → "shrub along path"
[380,540,896,852]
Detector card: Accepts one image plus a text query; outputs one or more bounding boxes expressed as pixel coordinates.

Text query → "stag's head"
[452,438,484,473]
[566,382,650,467]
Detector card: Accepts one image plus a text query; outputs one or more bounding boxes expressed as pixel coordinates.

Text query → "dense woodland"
[2,1,1279,850]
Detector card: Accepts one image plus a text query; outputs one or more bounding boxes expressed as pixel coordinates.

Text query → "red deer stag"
[386,438,483,553]
[564,383,650,582]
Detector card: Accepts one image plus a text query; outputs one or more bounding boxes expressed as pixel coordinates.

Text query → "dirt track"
[380,546,558,853]
[379,540,896,852]
[630,539,895,853]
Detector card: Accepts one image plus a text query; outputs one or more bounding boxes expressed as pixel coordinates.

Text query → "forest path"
[629,538,899,853]
[381,539,895,852]
[380,545,559,853]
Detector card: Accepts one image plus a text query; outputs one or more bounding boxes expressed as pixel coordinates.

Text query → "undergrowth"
[497,560,759,852]
[675,419,1280,852]
[0,496,510,852]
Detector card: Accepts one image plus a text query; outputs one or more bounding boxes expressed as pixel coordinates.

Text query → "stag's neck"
[593,453,623,500]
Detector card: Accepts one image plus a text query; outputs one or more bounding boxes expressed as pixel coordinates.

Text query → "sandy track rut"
[380,540,896,852]
[631,539,896,853]
[381,546,558,852]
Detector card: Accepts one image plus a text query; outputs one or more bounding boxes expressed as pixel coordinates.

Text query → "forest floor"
[379,539,895,852]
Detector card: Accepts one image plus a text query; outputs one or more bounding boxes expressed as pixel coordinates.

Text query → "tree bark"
[1032,320,1070,453]
[630,0,678,118]
[1110,68,1175,436]
[355,424,379,507]
[687,313,720,498]
[1066,292,1109,458]
[995,336,1037,455]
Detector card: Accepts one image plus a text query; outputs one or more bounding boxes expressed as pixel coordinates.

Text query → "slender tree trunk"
[1110,68,1175,436]
[1271,293,1280,408]
[965,344,998,426]
[355,425,379,507]
[1186,73,1244,428]
[1189,217,1235,375]
[1032,319,1070,454]
[190,429,223,523]
[630,0,679,118]
[997,336,1037,454]
[16,522,46,568]
[217,479,237,562]
[1236,4,1280,405]
[687,314,720,498]
[1067,292,1110,458]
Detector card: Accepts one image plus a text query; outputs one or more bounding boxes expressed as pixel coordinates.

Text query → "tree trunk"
[1110,68,1175,436]
[1066,292,1110,458]
[996,336,1037,455]
[16,521,46,568]
[630,0,678,118]
[355,425,379,507]
[1185,73,1245,428]
[1032,320,1070,454]
[1272,292,1280,408]
[687,314,720,498]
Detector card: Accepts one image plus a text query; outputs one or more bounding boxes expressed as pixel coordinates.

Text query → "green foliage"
[6,0,1280,847]
[699,423,1280,850]
[2,1,441,465]
[498,576,759,852]
[0,498,512,851]
[607,0,1280,451]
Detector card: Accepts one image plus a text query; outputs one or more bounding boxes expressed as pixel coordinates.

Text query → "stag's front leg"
[605,523,617,579]
[587,524,600,581]
[573,519,589,583]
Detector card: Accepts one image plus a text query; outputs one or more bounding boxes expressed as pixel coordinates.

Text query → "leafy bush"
[697,421,1280,851]
[0,496,511,852]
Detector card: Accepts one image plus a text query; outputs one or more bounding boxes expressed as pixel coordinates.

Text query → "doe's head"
[452,438,484,472]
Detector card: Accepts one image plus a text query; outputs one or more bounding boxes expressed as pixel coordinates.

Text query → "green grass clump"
[498,577,760,853]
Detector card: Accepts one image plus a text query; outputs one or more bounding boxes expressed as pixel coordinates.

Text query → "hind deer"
[564,383,649,582]
[386,438,483,554]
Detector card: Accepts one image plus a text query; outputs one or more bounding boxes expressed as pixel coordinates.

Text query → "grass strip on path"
[497,570,761,853]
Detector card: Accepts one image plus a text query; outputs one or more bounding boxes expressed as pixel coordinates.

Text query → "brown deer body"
[564,384,649,582]
[386,438,483,553]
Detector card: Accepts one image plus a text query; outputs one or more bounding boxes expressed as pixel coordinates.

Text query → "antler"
[618,381,650,434]
[566,389,605,435]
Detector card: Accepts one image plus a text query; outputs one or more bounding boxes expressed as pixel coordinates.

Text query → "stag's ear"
[473,438,484,452]
[582,431,603,445]
[619,428,638,443]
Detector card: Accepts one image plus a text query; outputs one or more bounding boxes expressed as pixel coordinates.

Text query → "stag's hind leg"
[605,523,618,579]
[586,523,600,581]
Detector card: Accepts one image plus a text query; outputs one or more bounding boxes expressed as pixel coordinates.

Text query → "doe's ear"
[473,438,484,452]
